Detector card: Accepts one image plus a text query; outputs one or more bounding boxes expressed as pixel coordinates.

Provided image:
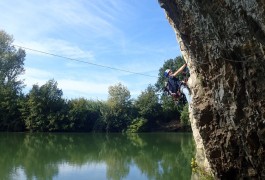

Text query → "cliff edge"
[159,0,265,179]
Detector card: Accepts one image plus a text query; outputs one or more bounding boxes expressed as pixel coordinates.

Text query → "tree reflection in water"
[0,132,195,180]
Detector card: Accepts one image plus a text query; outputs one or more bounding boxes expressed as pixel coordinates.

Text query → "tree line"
[0,30,190,132]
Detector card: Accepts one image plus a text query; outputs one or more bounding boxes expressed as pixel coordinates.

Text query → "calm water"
[0,133,195,180]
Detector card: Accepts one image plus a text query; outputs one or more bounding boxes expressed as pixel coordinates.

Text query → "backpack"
[167,76,181,94]
[163,77,187,104]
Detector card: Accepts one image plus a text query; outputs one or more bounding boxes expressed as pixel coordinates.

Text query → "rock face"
[159,0,265,179]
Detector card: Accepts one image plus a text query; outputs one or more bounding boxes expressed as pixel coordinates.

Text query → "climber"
[164,63,191,104]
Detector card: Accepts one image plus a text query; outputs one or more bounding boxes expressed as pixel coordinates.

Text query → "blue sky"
[0,0,181,100]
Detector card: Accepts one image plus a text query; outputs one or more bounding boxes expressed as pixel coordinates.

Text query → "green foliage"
[180,104,190,126]
[108,82,131,108]
[0,30,25,90]
[0,30,26,131]
[155,56,189,124]
[23,79,67,132]
[103,83,133,132]
[155,56,186,92]
[191,158,214,180]
[0,86,25,131]
[126,117,147,133]
[68,98,101,132]
[0,29,192,132]
[134,85,161,120]
[160,94,180,122]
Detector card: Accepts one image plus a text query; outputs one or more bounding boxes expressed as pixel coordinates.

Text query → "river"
[0,132,195,180]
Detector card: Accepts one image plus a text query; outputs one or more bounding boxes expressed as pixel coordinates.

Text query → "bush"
[127,117,147,133]
[180,104,190,127]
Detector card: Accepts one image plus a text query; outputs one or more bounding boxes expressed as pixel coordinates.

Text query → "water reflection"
[0,133,195,180]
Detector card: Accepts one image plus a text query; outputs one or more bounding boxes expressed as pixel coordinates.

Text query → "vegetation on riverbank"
[0,30,190,132]
[191,158,214,180]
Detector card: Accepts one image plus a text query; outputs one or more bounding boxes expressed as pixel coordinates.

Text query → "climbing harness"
[163,68,190,105]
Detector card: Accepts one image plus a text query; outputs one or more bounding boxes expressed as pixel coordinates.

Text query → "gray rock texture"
[159,0,265,179]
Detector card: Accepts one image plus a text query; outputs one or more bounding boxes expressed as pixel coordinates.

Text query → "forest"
[0,30,190,133]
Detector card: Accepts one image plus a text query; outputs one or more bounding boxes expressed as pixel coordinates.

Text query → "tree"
[23,79,67,132]
[103,83,132,132]
[126,117,148,133]
[180,104,190,128]
[155,56,189,123]
[155,56,187,91]
[159,95,180,122]
[68,98,101,132]
[0,30,26,131]
[134,85,161,129]
[108,82,131,109]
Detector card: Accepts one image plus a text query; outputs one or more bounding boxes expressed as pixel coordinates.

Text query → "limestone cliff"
[158,0,265,179]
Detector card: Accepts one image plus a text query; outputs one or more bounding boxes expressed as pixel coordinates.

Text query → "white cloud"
[5,0,127,40]
[21,67,127,100]
[58,79,109,95]
[2,0,181,101]
[25,67,53,78]
[46,1,122,37]
[15,39,95,60]
[20,66,151,100]
[21,67,54,87]
[54,162,107,180]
